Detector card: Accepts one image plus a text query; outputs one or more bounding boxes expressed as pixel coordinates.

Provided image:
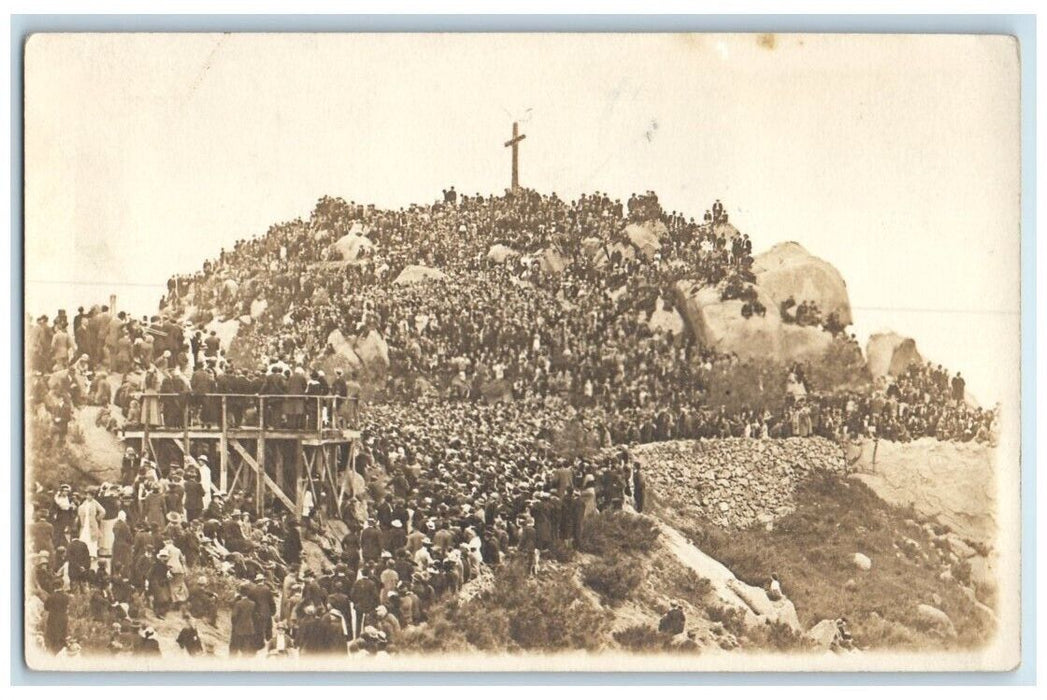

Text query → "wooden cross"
[504,121,526,191]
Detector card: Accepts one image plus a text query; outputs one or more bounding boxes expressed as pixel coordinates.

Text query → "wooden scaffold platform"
[121,393,362,518]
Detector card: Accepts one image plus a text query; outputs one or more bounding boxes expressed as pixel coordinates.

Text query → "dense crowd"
[28,395,649,658]
[152,187,994,447]
[28,186,998,659]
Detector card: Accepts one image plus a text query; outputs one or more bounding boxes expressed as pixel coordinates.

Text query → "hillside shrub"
[579,511,659,556]
[399,561,611,654]
[583,557,644,604]
[705,604,748,639]
[703,359,789,415]
[613,623,680,653]
[804,335,871,392]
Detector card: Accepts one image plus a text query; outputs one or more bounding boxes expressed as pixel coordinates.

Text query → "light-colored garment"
[77,498,106,557]
[198,464,213,507]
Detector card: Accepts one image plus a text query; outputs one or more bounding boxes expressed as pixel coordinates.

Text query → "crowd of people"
[155,187,995,448]
[28,393,650,658]
[28,186,998,659]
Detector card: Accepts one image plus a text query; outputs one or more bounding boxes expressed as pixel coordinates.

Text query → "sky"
[24,33,1020,405]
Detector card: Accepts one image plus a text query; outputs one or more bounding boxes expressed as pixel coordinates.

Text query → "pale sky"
[24,33,1020,404]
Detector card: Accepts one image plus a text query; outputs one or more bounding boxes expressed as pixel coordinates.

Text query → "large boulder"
[219,278,240,306]
[866,331,924,379]
[753,242,852,326]
[486,244,518,265]
[249,298,268,320]
[204,317,240,352]
[806,619,840,650]
[317,330,363,379]
[915,604,957,638]
[537,248,568,275]
[674,283,832,363]
[393,265,447,286]
[645,297,685,336]
[624,221,667,259]
[354,329,390,374]
[329,232,375,263]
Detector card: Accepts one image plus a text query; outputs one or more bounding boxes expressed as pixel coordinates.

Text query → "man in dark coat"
[229,589,258,656]
[43,584,70,653]
[245,573,276,646]
[350,569,380,638]
[67,537,92,591]
[360,521,382,562]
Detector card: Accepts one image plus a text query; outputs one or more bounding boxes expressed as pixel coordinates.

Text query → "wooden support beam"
[229,438,294,512]
[229,455,245,495]
[220,396,229,493]
[275,444,286,500]
[257,435,267,516]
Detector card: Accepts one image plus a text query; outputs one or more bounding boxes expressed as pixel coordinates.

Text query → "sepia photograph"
[21,31,1023,673]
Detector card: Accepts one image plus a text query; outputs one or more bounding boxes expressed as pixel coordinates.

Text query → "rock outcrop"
[354,329,390,373]
[866,331,924,379]
[624,221,667,259]
[752,242,852,325]
[393,265,447,285]
[644,297,685,336]
[204,317,240,352]
[318,328,389,379]
[329,232,374,263]
[673,241,849,364]
[850,437,996,544]
[673,283,833,363]
[635,438,846,530]
[486,244,518,264]
[319,329,363,376]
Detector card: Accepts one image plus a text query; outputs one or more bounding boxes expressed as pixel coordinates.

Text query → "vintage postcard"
[23,32,1022,672]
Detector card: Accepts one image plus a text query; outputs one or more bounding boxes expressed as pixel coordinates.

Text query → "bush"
[583,557,644,604]
[704,359,789,416]
[614,623,673,652]
[804,335,871,392]
[672,569,713,602]
[579,511,659,556]
[399,562,611,654]
[706,604,747,639]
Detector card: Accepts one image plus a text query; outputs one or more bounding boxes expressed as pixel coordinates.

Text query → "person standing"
[43,583,71,654]
[229,587,258,657]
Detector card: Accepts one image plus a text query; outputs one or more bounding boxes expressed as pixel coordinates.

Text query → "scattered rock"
[853,553,872,571]
[916,604,957,638]
[486,244,518,264]
[806,619,839,650]
[393,264,447,285]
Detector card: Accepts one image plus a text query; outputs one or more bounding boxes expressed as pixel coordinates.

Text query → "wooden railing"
[132,392,361,436]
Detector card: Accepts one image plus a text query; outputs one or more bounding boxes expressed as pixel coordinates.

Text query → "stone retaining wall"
[635,437,846,529]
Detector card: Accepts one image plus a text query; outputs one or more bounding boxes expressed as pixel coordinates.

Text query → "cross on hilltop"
[504,121,526,191]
